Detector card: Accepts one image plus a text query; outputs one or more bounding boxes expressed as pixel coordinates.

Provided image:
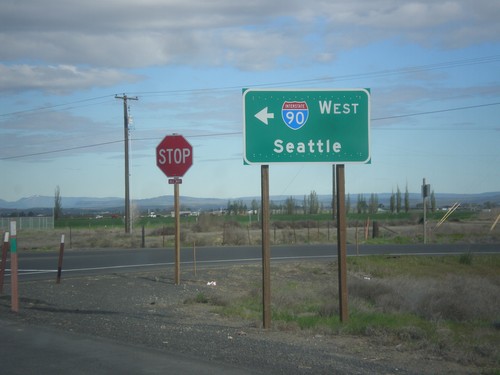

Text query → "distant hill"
[0,195,229,212]
[0,192,499,212]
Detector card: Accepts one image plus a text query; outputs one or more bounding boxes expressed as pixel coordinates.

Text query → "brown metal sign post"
[261,165,271,328]
[173,182,181,285]
[336,164,349,322]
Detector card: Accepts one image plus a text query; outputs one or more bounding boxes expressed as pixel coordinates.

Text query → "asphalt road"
[3,243,499,281]
[0,319,261,375]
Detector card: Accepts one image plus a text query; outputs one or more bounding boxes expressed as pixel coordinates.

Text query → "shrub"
[348,274,500,323]
[272,221,289,229]
[184,292,228,306]
[318,302,338,317]
[150,226,175,236]
[192,213,221,233]
[195,292,209,304]
[413,276,499,322]
[223,222,247,245]
[348,277,399,310]
[459,252,473,265]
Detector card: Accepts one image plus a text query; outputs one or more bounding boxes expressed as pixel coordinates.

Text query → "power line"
[372,102,500,121]
[130,55,500,97]
[1,55,499,118]
[0,140,123,160]
[0,95,113,118]
[2,101,498,161]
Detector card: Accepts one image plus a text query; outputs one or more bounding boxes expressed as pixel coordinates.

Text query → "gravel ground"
[0,263,484,374]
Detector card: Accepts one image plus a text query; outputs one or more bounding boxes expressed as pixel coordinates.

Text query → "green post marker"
[10,221,19,312]
[10,226,16,254]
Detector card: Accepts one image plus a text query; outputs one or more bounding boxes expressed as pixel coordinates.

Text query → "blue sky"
[1,1,499,202]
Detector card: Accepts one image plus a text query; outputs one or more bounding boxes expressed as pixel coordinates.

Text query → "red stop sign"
[156,134,193,177]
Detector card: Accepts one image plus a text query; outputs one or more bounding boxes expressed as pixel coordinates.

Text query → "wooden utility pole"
[116,94,138,233]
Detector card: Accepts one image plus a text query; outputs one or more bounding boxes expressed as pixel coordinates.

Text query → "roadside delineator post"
[193,241,197,277]
[10,221,19,313]
[141,225,145,248]
[0,232,10,294]
[56,234,65,284]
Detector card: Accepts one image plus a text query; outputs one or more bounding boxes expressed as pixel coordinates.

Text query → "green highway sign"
[243,89,370,164]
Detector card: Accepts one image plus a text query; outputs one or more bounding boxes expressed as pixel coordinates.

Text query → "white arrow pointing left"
[255,107,274,125]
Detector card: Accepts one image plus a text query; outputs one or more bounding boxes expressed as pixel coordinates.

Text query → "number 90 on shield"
[281,101,309,130]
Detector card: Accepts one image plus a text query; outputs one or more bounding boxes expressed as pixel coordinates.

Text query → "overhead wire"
[1,101,498,161]
[129,55,500,97]
[0,140,124,160]
[372,102,500,121]
[1,55,499,160]
[1,54,499,118]
[0,94,113,118]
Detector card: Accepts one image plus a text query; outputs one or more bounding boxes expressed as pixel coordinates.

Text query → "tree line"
[225,184,437,216]
[52,184,438,220]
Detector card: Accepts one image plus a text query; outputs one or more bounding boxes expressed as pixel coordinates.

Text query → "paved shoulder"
[0,319,261,375]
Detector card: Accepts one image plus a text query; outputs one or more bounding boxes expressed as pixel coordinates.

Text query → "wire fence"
[0,217,54,231]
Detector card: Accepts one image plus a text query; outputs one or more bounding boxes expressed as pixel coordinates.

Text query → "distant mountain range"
[1,192,499,213]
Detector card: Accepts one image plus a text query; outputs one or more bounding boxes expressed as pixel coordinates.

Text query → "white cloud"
[0,64,140,94]
[318,1,500,48]
[2,0,498,70]
[0,0,498,95]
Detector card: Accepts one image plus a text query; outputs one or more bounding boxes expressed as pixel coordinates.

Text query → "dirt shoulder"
[0,262,492,374]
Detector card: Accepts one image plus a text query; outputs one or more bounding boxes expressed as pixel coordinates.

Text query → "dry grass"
[7,210,500,251]
[210,257,500,372]
[348,274,499,322]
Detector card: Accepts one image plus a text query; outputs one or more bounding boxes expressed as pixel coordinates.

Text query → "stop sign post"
[156,134,193,285]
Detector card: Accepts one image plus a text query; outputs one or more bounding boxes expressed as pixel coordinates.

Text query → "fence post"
[193,241,197,277]
[372,221,379,238]
[56,234,65,284]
